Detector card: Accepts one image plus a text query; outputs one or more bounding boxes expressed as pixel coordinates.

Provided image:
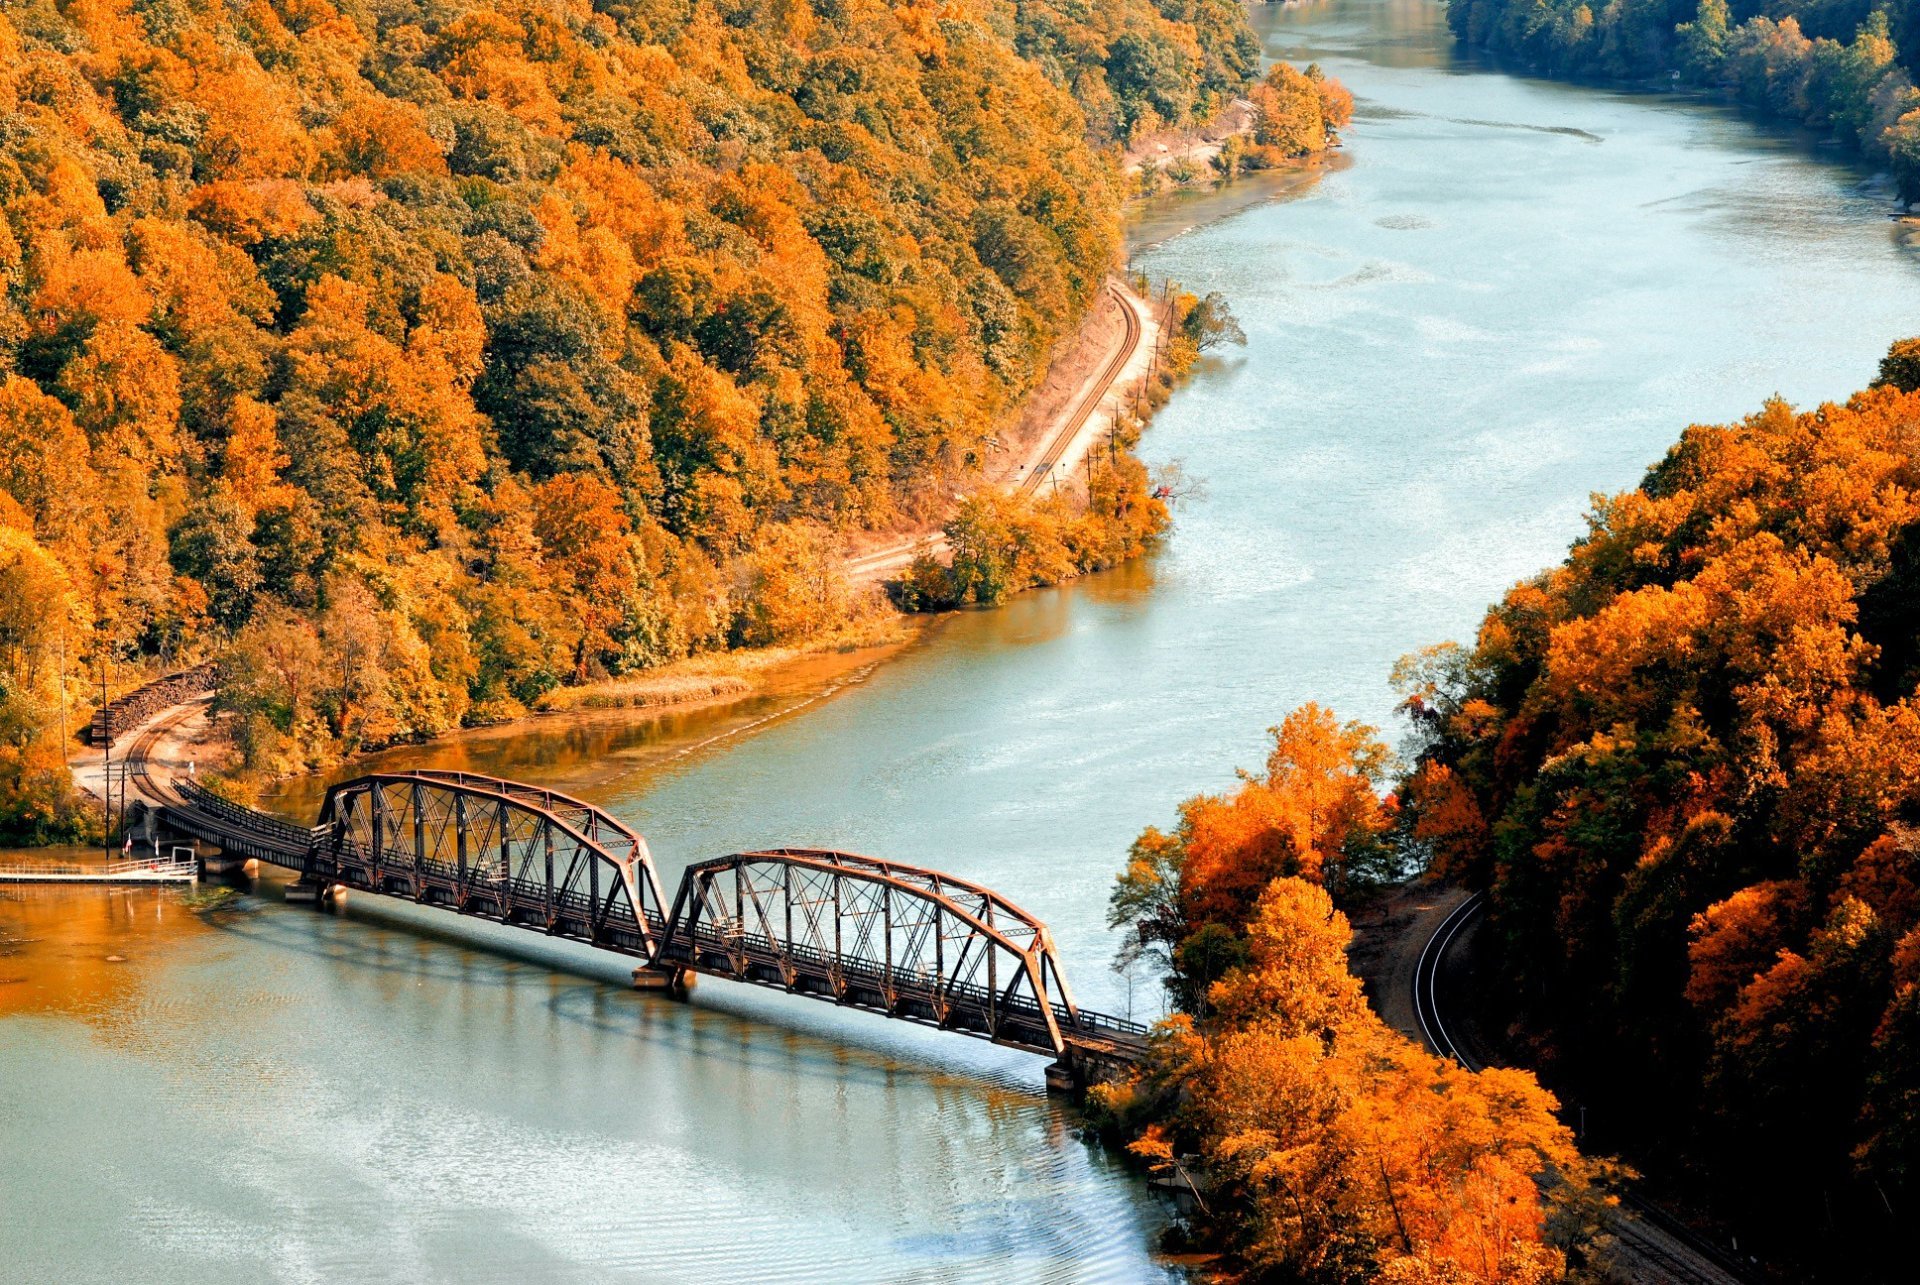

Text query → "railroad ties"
[148,770,1147,1088]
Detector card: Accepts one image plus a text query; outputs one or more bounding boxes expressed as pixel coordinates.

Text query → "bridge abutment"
[1049,1041,1143,1094]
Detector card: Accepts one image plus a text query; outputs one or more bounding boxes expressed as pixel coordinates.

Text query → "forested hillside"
[1446,0,1920,197]
[1399,346,1920,1275]
[0,0,1255,838]
[1099,707,1606,1283]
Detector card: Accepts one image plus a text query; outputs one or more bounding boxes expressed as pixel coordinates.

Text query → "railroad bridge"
[139,769,1146,1086]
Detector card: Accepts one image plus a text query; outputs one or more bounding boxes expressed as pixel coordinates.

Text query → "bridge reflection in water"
[147,769,1146,1086]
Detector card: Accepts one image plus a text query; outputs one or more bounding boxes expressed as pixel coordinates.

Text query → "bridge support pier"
[631,965,691,995]
[200,849,249,877]
[1045,1060,1078,1093]
[286,881,346,907]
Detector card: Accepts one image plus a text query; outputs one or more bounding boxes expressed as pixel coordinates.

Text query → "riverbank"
[54,270,1176,817]
[843,276,1169,586]
[1124,97,1257,192]
[1122,59,1353,202]
[1442,0,1915,207]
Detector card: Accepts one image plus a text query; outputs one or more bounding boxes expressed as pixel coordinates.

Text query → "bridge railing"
[664,916,1148,1041]
[168,781,324,863]
[326,838,656,950]
[1064,1007,1150,1040]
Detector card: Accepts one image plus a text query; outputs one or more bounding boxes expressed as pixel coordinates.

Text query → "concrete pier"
[631,965,691,994]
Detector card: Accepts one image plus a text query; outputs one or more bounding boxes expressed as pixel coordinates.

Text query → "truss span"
[310,772,670,957]
[153,769,1145,1068]
[652,848,1142,1058]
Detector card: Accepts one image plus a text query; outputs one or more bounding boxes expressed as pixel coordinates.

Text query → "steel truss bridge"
[145,770,1146,1080]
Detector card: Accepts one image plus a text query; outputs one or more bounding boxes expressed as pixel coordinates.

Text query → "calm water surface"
[7,2,1920,1280]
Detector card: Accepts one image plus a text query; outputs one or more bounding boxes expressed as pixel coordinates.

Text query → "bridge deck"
[143,774,1149,1070]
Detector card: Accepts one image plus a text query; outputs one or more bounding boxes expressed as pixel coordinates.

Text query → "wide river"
[6,2,1918,1280]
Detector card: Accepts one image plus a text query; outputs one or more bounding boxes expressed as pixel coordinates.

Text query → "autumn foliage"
[1397,349,1920,1272]
[1100,707,1604,1282]
[0,0,1255,824]
[1248,61,1354,163]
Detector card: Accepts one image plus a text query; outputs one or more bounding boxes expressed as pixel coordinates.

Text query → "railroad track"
[115,697,320,867]
[1411,891,1756,1285]
[844,279,1149,581]
[1017,279,1145,497]
[121,697,204,810]
[1411,890,1481,1064]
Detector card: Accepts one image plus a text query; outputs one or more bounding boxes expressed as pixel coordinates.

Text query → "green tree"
[168,494,261,631]
[1676,0,1732,83]
[1183,291,1247,352]
[1873,334,1920,389]
[1887,112,1920,206]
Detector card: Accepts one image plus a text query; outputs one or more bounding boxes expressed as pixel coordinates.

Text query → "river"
[6,1,1919,1280]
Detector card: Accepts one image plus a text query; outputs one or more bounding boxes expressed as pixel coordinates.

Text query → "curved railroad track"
[1016,279,1145,498]
[844,278,1149,581]
[1411,890,1481,1065]
[121,696,206,810]
[1412,891,1756,1285]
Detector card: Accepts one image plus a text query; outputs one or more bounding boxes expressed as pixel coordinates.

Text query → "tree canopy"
[0,0,1255,822]
[1397,345,1920,1274]
[1446,0,1920,198]
[1099,706,1605,1283]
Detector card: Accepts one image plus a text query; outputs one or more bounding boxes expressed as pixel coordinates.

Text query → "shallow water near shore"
[8,1,1920,1280]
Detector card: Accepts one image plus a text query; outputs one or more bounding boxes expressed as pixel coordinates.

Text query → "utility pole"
[55,627,68,754]
[100,653,110,868]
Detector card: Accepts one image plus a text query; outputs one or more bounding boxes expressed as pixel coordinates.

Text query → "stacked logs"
[88,661,220,746]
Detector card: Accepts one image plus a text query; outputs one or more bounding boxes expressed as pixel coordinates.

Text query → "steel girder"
[313,772,669,956]
[654,848,1084,1056]
[295,785,1146,1062]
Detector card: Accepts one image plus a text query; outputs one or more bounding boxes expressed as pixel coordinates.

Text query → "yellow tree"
[531,473,635,681]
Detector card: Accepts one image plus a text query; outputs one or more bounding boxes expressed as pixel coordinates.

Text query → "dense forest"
[0,0,1259,839]
[1445,0,1920,198]
[1397,344,1920,1276]
[1099,705,1611,1283]
[1098,349,1920,1280]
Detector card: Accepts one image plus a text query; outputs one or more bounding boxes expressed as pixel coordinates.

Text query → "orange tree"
[1396,343,1920,1274]
[1098,875,1605,1283]
[1101,707,1606,1281]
